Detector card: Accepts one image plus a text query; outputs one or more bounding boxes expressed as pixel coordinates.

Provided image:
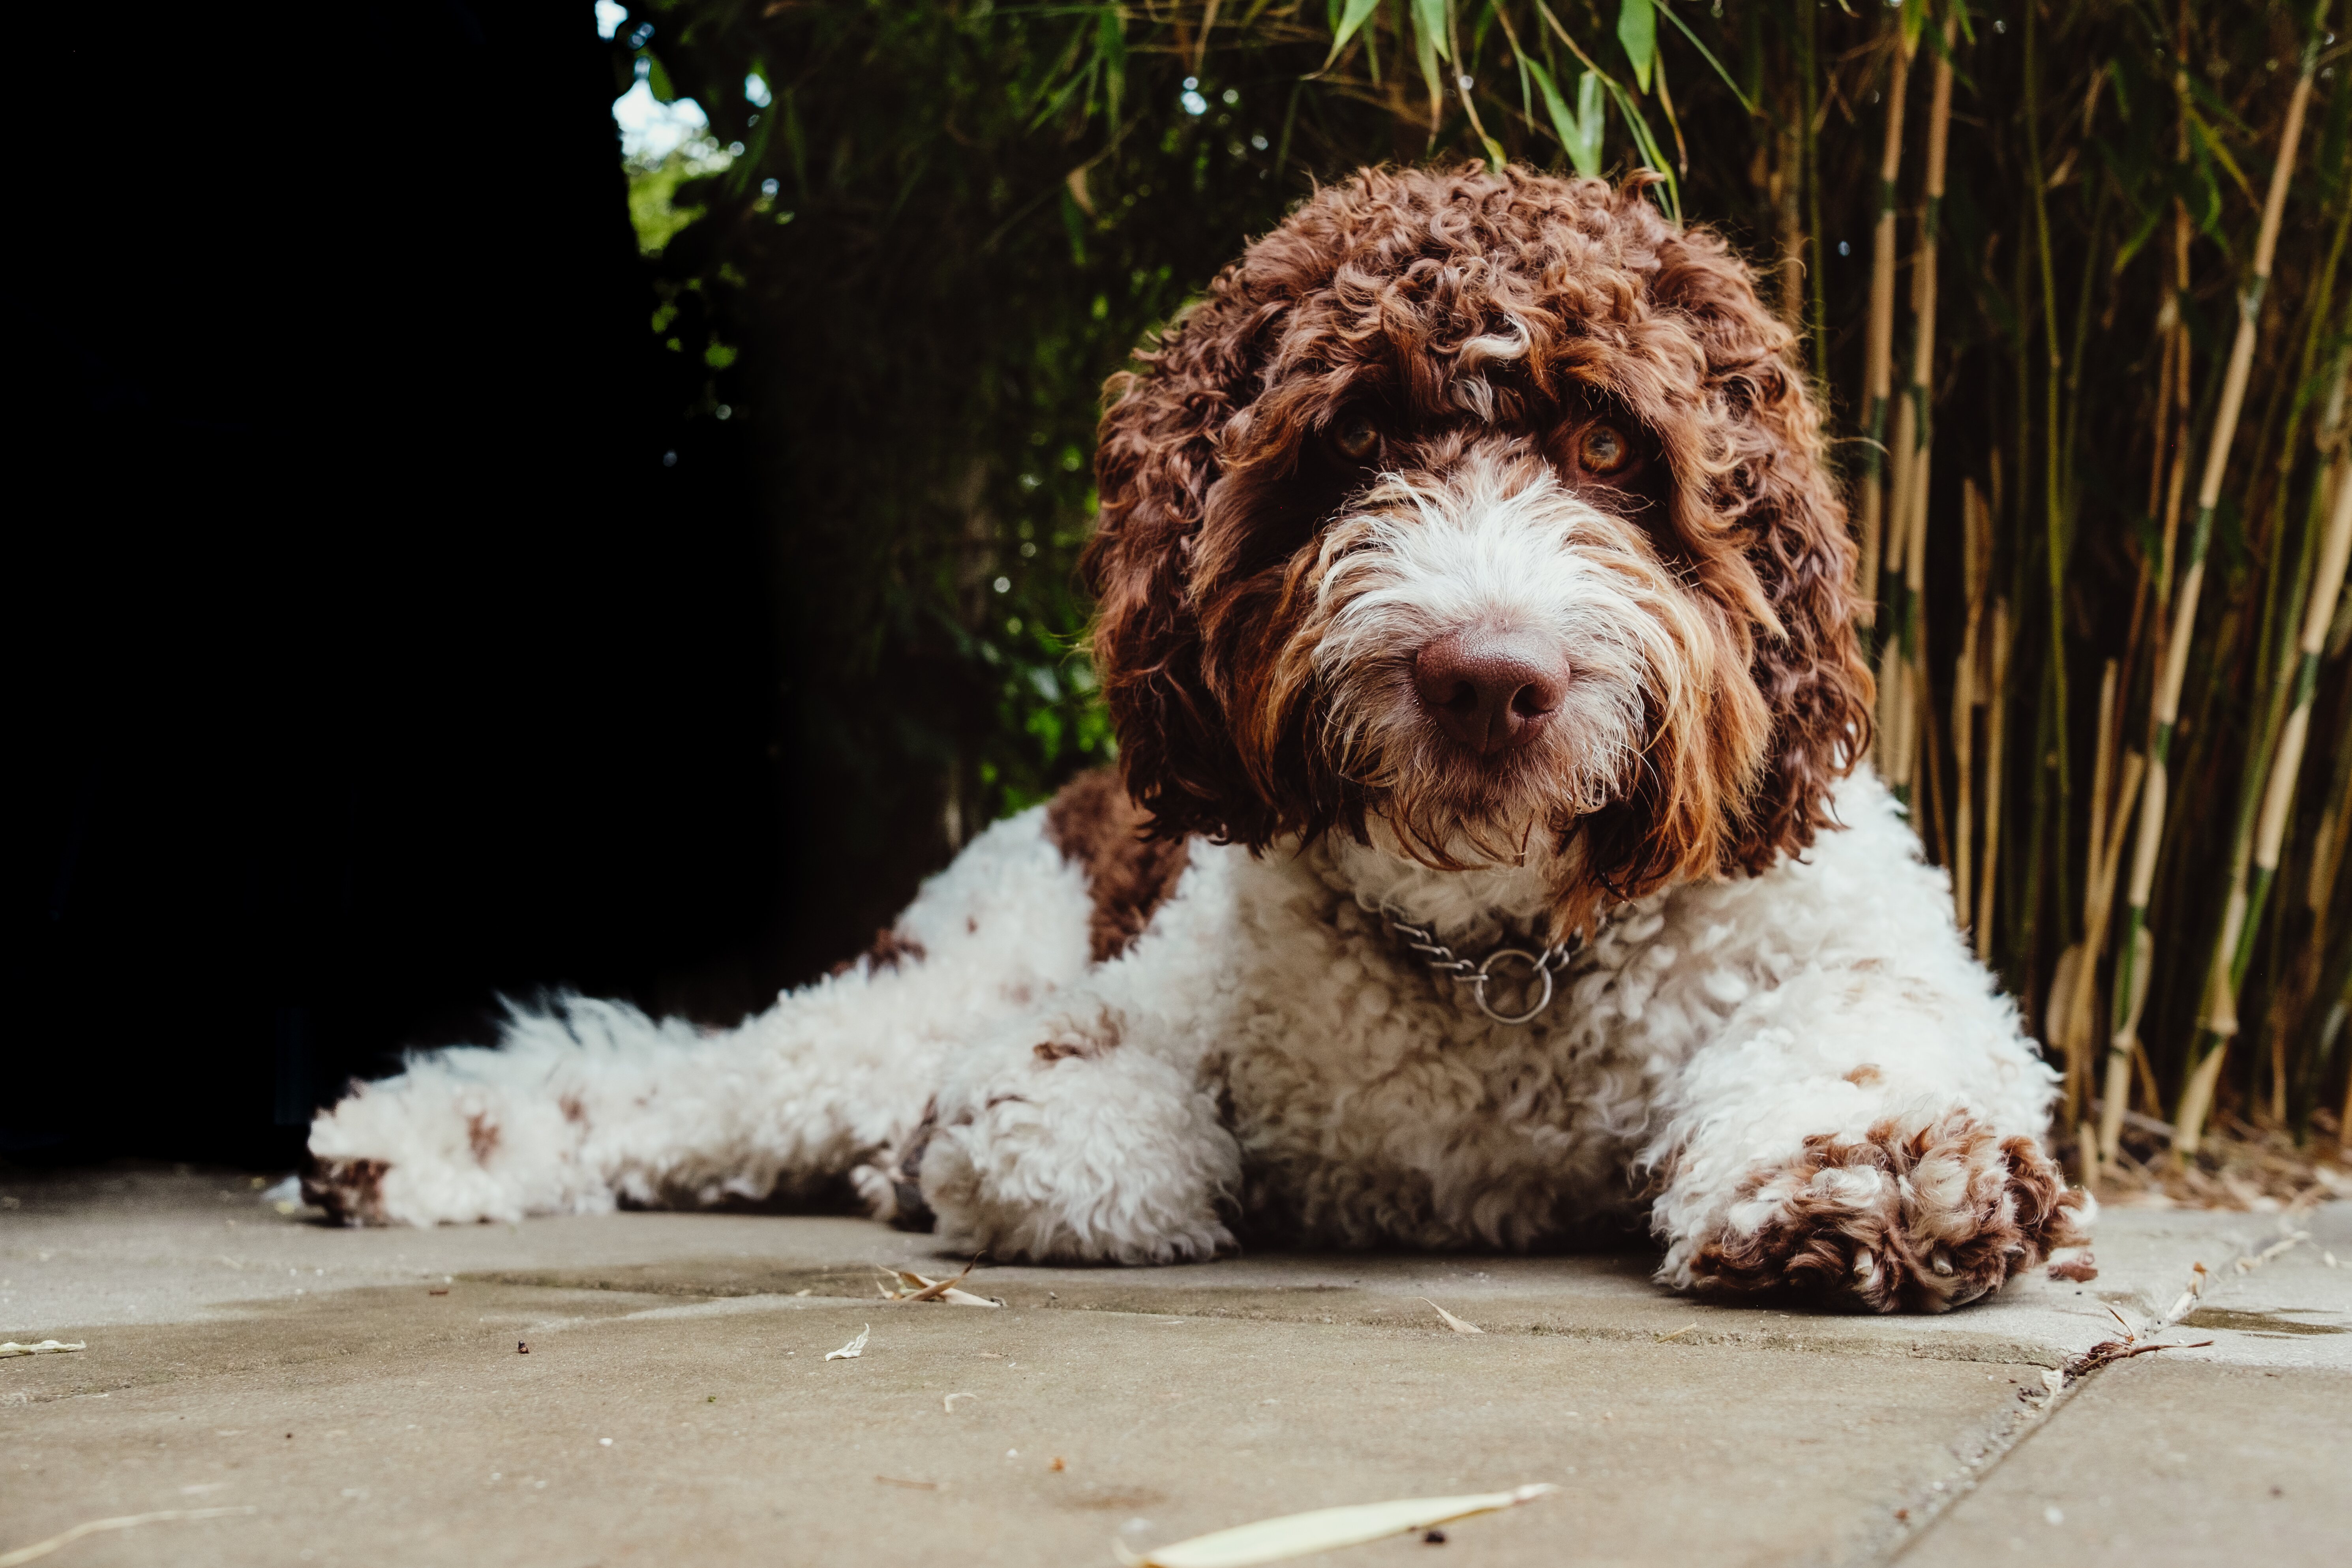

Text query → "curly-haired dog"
[309,166,2086,1311]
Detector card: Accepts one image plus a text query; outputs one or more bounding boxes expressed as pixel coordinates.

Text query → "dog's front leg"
[916,1000,1240,1264]
[1646,964,2087,1313]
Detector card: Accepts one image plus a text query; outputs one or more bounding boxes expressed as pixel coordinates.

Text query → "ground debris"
[876,1258,1003,1308]
[0,1341,85,1358]
[942,1391,978,1413]
[825,1325,872,1362]
[2046,1253,2099,1283]
[0,1506,255,1567]
[1113,1484,1555,1568]
[1420,1300,1483,1334]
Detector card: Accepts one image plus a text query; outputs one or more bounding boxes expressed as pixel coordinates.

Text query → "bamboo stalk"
[1879,21,1954,804]
[1977,597,2012,967]
[2105,35,2318,1167]
[1855,29,1913,637]
[1954,478,1989,930]
[2177,399,2352,1155]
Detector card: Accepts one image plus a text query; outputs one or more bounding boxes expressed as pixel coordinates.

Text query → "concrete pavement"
[2,1168,2345,1566]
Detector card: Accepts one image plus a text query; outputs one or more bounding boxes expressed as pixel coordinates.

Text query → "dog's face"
[1086,166,1870,927]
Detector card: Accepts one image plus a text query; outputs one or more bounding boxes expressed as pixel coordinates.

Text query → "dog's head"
[1085,165,1870,928]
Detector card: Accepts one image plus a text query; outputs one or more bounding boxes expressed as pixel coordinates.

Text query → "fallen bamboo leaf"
[825,1325,872,1362]
[0,1341,85,1358]
[942,1391,978,1413]
[1420,1299,1482,1334]
[1654,1323,1698,1342]
[876,1262,1004,1308]
[0,1506,255,1567]
[1112,1483,1557,1568]
[875,1475,939,1490]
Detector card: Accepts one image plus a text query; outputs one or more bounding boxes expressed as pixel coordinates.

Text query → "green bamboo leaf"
[1598,71,1678,220]
[1414,0,1453,62]
[1410,0,1445,124]
[1098,4,1125,126]
[1900,0,1928,55]
[1324,0,1384,68]
[2185,107,2256,204]
[643,50,679,105]
[1617,0,1655,95]
[1648,0,1754,114]
[1527,56,1606,177]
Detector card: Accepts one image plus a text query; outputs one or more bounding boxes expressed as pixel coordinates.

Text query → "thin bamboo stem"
[2106,32,2316,1165]
[2178,399,2352,1155]
[1977,598,2012,967]
[1855,28,1913,638]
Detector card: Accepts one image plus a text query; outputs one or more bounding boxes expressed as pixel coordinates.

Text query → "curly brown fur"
[1086,164,1871,917]
[1045,768,1194,962]
[1687,1113,2087,1313]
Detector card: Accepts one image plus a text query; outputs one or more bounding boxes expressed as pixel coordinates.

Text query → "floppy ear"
[1083,279,1276,844]
[1677,241,1875,872]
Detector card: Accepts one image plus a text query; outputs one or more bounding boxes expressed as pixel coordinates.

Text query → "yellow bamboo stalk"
[1954,479,1989,929]
[2176,416,2352,1155]
[1976,597,2012,966]
[1878,24,1954,797]
[2105,49,2316,1166]
[1856,33,1914,629]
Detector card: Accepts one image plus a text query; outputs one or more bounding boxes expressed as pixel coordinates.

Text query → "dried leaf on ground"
[2047,1254,2099,1283]
[825,1324,872,1362]
[875,1260,1005,1308]
[0,1341,85,1358]
[1112,1483,1556,1568]
[1420,1299,1483,1334]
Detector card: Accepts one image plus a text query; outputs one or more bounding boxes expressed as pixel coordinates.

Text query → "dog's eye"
[1330,415,1380,462]
[1577,422,1631,476]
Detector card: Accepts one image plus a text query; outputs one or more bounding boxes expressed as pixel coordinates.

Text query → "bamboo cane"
[1954,479,1989,929]
[1878,21,1954,803]
[1855,31,1913,637]
[2104,38,2317,1166]
[2177,398,2352,1155]
[1977,597,2011,967]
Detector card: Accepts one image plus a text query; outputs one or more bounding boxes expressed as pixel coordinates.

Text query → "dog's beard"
[1278,453,1711,884]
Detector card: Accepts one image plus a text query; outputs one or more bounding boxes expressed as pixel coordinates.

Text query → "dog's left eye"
[1577,422,1631,476]
[1330,415,1380,462]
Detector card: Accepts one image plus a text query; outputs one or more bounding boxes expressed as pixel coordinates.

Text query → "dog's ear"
[1658,228,1875,872]
[1083,283,1276,844]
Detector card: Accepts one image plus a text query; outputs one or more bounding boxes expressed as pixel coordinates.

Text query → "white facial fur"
[1297,452,1694,864]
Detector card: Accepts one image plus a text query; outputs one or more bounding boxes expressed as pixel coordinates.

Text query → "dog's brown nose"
[1411,628,1570,755]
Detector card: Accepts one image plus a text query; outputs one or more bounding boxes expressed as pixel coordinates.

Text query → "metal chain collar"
[1371,905,1583,1027]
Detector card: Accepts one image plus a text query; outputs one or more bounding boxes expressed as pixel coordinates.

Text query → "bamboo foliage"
[644,0,2352,1172]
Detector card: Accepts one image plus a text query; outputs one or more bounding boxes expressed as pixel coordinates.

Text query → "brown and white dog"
[308,166,2086,1312]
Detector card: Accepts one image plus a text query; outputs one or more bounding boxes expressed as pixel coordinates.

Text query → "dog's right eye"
[1330,415,1380,462]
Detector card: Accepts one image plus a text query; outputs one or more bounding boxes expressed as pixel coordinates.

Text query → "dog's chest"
[1182,855,1657,1240]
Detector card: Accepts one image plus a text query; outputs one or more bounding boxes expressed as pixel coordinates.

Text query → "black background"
[14,2,799,1169]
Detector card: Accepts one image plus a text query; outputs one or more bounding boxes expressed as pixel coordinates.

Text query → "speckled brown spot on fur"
[301,1156,390,1227]
[1687,1113,2086,1313]
[1843,1064,1883,1087]
[467,1113,500,1164]
[1046,768,1191,964]
[559,1095,589,1127]
[831,926,928,979]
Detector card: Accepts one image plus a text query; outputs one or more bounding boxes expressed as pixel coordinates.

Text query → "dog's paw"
[1683,1112,2088,1313]
[301,1156,392,1227]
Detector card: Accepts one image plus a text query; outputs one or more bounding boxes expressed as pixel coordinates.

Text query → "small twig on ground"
[0,1507,257,1568]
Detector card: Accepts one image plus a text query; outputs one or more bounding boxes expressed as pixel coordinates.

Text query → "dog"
[307,165,2086,1312]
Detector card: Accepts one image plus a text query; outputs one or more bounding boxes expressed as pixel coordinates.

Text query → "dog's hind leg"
[304,805,1099,1227]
